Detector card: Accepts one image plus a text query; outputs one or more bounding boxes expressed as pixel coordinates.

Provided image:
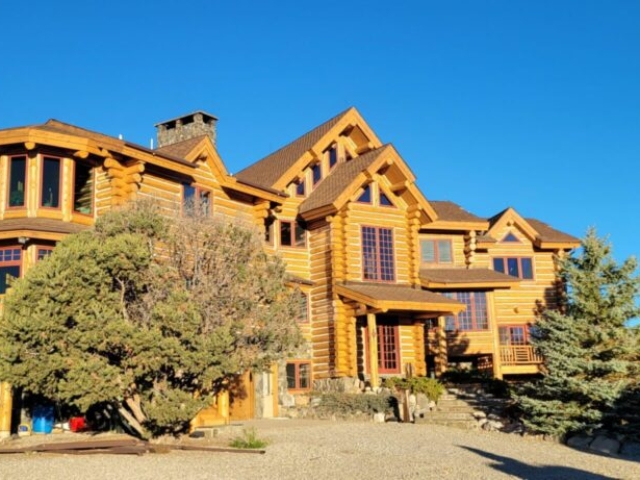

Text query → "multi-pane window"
[444,291,488,331]
[361,226,394,282]
[8,155,26,208]
[493,257,534,279]
[0,248,21,294]
[37,247,54,261]
[421,239,452,264]
[41,156,61,208]
[73,162,93,215]
[182,184,211,216]
[286,361,311,391]
[297,292,309,323]
[377,323,400,373]
[280,221,306,248]
[499,325,528,345]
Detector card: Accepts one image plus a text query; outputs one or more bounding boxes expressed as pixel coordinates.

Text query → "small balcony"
[499,345,542,366]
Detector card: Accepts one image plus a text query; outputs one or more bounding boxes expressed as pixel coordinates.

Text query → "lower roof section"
[0,218,88,241]
[420,268,520,289]
[335,281,464,314]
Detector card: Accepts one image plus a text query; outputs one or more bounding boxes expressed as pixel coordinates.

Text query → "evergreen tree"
[0,202,303,437]
[517,228,640,438]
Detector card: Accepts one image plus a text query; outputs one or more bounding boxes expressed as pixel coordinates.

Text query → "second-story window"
[493,257,534,279]
[295,179,306,197]
[362,226,395,281]
[0,247,21,294]
[37,247,54,261]
[280,220,305,248]
[73,162,93,215]
[182,183,211,217]
[328,145,338,169]
[312,163,322,186]
[41,156,61,209]
[297,292,309,323]
[356,185,372,204]
[8,155,27,208]
[444,291,488,331]
[421,239,452,264]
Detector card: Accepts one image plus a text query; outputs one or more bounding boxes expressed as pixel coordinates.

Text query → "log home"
[0,107,579,431]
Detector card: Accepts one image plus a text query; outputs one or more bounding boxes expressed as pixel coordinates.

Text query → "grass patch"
[229,427,269,449]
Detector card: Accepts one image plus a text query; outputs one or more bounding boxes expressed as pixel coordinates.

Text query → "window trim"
[297,291,309,323]
[361,225,395,282]
[499,325,530,345]
[182,183,211,217]
[0,246,22,295]
[444,291,489,332]
[295,178,306,197]
[7,154,28,210]
[279,220,306,248]
[286,360,312,392]
[311,163,322,187]
[356,185,372,204]
[377,323,401,374]
[421,238,453,264]
[40,155,63,210]
[36,246,55,262]
[327,145,338,170]
[493,256,534,280]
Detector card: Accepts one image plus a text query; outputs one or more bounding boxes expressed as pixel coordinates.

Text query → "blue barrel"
[32,405,55,434]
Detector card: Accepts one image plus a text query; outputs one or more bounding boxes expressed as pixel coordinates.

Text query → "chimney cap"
[154,110,218,127]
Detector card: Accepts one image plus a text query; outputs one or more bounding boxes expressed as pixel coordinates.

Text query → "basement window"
[286,361,311,391]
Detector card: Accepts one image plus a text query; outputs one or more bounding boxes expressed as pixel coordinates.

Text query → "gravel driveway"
[0,419,638,479]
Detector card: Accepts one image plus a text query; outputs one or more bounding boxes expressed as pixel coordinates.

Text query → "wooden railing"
[500,345,542,366]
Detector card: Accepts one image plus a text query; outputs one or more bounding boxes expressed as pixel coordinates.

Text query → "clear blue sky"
[1,1,639,267]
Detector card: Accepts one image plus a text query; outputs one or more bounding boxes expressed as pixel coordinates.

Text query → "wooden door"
[229,371,255,421]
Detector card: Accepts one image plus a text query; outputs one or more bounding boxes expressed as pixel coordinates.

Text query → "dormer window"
[501,232,520,243]
[328,145,338,169]
[296,179,306,197]
[356,185,372,203]
[312,163,322,186]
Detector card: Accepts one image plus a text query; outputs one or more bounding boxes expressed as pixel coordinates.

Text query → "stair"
[414,389,505,429]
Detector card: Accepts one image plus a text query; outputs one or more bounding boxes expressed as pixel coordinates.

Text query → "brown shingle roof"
[338,281,461,306]
[155,135,208,159]
[526,218,580,245]
[0,218,88,234]
[299,146,389,215]
[235,107,353,189]
[430,200,485,223]
[420,268,519,286]
[476,234,497,245]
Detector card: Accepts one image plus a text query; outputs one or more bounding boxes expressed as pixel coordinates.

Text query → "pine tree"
[0,201,303,437]
[517,228,640,438]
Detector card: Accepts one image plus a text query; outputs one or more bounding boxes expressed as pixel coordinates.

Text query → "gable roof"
[235,108,354,189]
[526,218,580,246]
[299,146,388,215]
[426,200,489,230]
[156,135,209,159]
[420,268,520,289]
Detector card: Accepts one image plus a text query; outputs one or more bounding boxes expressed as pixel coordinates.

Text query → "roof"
[420,268,520,289]
[334,281,465,314]
[155,135,209,158]
[526,218,580,245]
[299,146,388,214]
[0,218,89,235]
[430,201,485,223]
[235,107,353,189]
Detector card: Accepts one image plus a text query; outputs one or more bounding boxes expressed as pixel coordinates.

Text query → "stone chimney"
[154,111,218,148]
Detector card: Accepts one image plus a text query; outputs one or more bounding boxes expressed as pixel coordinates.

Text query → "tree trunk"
[125,395,147,424]
[118,404,149,439]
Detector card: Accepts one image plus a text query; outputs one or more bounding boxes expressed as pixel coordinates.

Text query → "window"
[328,145,338,169]
[493,257,533,279]
[264,217,275,244]
[41,156,61,208]
[0,247,21,294]
[280,220,306,248]
[8,155,26,208]
[501,232,520,243]
[444,292,488,331]
[73,162,93,214]
[377,323,400,373]
[297,292,309,323]
[356,185,372,203]
[286,361,311,391]
[361,226,394,281]
[182,183,211,216]
[37,247,54,261]
[379,192,394,207]
[421,239,452,264]
[312,163,322,186]
[499,325,528,345]
[295,179,306,197]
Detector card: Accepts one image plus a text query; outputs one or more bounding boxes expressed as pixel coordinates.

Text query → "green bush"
[312,393,393,415]
[229,427,269,449]
[382,377,445,403]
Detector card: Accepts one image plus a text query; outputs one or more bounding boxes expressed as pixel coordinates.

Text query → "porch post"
[0,382,12,438]
[435,316,448,376]
[488,292,504,379]
[367,313,380,389]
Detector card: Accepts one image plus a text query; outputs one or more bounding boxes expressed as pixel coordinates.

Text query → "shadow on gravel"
[460,446,616,480]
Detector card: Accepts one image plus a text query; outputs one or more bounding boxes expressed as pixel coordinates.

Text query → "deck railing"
[500,345,543,366]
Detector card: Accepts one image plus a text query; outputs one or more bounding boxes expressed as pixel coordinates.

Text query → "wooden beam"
[367,313,379,389]
[24,142,36,151]
[73,150,89,159]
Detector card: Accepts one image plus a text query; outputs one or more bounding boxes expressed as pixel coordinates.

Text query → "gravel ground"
[0,419,638,480]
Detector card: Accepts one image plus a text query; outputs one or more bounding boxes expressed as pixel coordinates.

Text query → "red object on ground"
[69,417,86,432]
